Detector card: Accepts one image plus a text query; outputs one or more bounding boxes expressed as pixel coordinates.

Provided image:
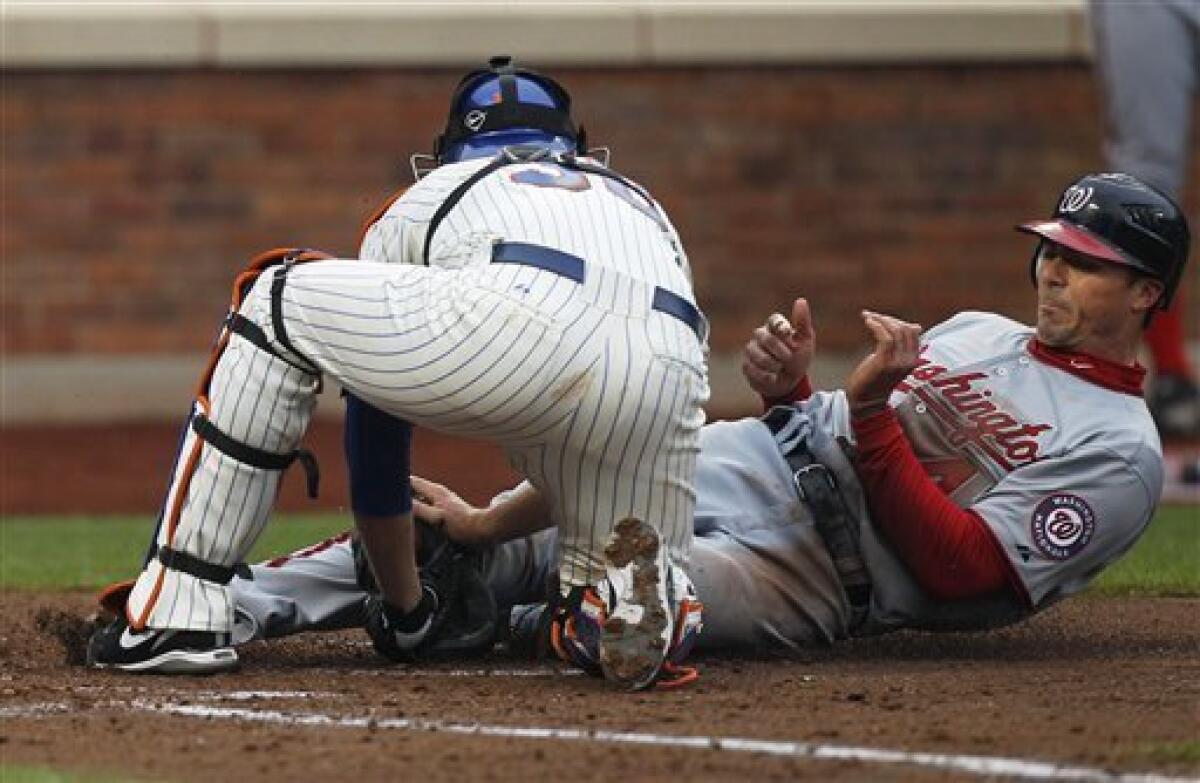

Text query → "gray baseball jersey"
[124,152,709,634]
[230,311,1163,654]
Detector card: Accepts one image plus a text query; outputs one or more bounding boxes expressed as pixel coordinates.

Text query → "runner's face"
[1033,243,1161,355]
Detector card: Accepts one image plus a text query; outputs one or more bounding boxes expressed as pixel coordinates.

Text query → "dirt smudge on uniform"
[550,368,595,407]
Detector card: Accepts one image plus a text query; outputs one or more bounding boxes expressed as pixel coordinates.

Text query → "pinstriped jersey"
[359,156,698,305]
[345,150,710,591]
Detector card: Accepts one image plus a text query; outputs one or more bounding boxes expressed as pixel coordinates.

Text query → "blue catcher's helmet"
[434,55,587,164]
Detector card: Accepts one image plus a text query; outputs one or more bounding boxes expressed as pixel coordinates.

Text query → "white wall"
[3,1,1092,68]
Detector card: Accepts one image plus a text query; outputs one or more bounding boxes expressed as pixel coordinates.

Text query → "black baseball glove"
[355,522,498,661]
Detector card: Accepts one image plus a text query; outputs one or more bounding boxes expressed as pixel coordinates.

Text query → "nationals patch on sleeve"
[1030,494,1096,560]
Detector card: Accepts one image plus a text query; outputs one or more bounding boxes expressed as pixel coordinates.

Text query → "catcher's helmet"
[1017,173,1190,309]
[434,55,586,164]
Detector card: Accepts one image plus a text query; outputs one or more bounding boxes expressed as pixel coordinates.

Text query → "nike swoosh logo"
[119,625,176,652]
[118,626,149,650]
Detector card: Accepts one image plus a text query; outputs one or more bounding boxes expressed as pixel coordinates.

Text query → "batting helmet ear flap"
[1028,239,1044,288]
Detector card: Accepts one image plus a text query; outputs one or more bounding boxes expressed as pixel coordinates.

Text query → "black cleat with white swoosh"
[87,616,238,674]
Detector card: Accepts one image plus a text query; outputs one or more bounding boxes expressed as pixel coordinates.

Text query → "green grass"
[0,766,152,783]
[0,514,348,590]
[0,506,1196,595]
[1125,740,1200,766]
[1090,504,1200,596]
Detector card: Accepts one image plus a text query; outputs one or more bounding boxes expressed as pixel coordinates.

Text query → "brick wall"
[5,64,1198,358]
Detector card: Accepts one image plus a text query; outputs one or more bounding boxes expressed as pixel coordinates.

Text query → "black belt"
[763,410,873,621]
[491,241,707,343]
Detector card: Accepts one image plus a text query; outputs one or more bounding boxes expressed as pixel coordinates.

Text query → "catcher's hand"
[412,475,493,547]
[356,523,498,661]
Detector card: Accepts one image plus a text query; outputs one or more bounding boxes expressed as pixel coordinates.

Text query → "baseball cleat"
[546,587,606,676]
[598,517,675,691]
[87,616,238,674]
[532,561,703,688]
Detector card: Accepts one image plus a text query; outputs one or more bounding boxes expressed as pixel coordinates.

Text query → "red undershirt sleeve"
[850,408,1021,602]
[761,376,814,409]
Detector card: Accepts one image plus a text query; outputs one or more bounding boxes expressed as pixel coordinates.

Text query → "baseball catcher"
[88,56,710,691]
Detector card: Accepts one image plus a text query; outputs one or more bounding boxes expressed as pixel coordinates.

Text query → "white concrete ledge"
[1,354,347,424]
[8,340,1198,424]
[0,351,855,424]
[647,4,1088,63]
[2,1,1092,68]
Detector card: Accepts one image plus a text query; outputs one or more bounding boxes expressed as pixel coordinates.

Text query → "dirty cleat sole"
[599,517,674,690]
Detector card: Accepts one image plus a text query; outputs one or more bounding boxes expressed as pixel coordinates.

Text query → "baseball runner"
[87,56,710,690]
[222,173,1188,655]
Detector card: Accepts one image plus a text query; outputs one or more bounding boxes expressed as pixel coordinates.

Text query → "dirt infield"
[3,591,1197,782]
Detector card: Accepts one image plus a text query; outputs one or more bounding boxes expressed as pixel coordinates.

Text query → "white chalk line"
[200,690,332,701]
[0,702,72,718]
[128,699,1199,783]
[347,666,584,678]
[4,692,1193,783]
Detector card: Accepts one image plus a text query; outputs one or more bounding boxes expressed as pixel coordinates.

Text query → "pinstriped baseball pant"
[126,258,709,632]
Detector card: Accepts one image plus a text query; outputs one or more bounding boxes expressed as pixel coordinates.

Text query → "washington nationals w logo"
[1059,186,1093,213]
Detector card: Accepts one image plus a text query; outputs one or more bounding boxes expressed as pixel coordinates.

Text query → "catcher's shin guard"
[125,249,330,633]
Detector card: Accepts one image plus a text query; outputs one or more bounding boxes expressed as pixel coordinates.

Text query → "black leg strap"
[227,312,319,376]
[191,412,320,499]
[150,543,237,585]
[270,263,320,373]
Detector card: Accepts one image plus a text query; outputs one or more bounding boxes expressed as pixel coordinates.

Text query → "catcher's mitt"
[355,523,498,661]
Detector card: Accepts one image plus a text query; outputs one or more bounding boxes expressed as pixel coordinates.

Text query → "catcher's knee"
[230,247,332,376]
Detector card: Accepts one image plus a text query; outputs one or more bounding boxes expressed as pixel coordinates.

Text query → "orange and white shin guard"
[124,248,329,633]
